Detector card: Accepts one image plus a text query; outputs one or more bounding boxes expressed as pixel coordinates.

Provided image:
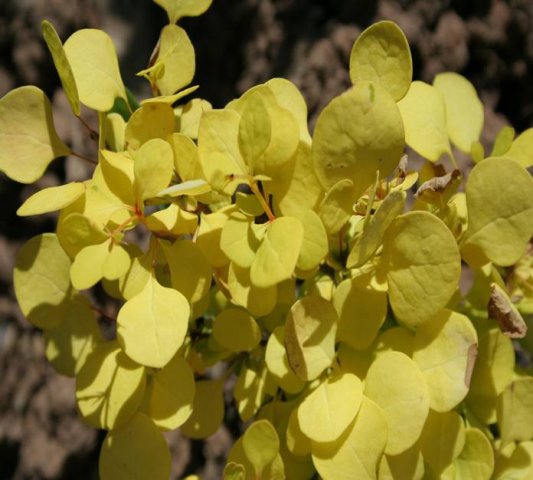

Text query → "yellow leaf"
[469,327,514,399]
[0,86,70,183]
[265,326,305,394]
[269,143,323,217]
[125,103,175,153]
[64,29,127,111]
[498,377,533,446]
[14,233,72,329]
[365,351,430,455]
[227,262,277,317]
[144,353,195,430]
[242,420,280,476]
[41,20,80,115]
[100,150,135,206]
[105,112,126,151]
[378,443,425,480]
[334,278,388,350]
[70,241,110,290]
[313,81,404,199]
[492,441,533,479]
[153,25,195,96]
[153,0,213,23]
[213,308,261,352]
[145,204,198,236]
[238,89,300,176]
[220,213,263,268]
[141,84,198,105]
[293,210,328,271]
[198,109,248,195]
[397,81,452,162]
[266,78,311,143]
[347,190,406,268]
[44,296,102,377]
[349,21,412,101]
[419,410,466,476]
[381,211,461,328]
[463,157,533,266]
[133,138,174,202]
[298,373,363,443]
[117,275,189,368]
[169,132,205,181]
[250,216,304,288]
[117,252,152,300]
[196,210,231,267]
[99,413,170,480]
[434,72,484,153]
[181,380,224,439]
[318,178,355,235]
[284,296,338,381]
[455,428,494,480]
[311,396,388,480]
[57,212,108,259]
[175,97,212,139]
[413,309,478,412]
[102,244,132,281]
[76,341,146,429]
[162,239,212,304]
[17,182,85,217]
[505,128,533,168]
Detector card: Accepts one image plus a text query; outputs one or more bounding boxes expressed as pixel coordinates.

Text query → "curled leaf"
[488,283,527,338]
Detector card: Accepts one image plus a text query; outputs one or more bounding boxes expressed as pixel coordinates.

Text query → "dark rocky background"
[0,0,532,478]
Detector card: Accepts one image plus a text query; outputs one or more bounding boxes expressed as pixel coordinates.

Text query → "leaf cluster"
[4,3,533,479]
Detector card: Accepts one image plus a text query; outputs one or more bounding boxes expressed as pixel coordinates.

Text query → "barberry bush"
[3,0,533,478]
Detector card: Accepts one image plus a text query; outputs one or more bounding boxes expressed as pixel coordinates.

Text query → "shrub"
[3,1,533,478]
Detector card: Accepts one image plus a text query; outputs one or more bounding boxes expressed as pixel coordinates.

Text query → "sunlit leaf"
[99,413,170,480]
[14,233,72,329]
[76,341,146,429]
[313,81,404,199]
[41,20,80,115]
[117,275,189,368]
[349,21,412,101]
[365,351,430,455]
[433,72,484,153]
[64,29,127,111]
[0,86,70,183]
[397,81,452,162]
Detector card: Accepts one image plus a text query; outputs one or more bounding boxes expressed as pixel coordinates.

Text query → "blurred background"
[0,0,532,478]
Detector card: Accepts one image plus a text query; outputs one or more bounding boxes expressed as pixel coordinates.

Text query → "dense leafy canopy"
[8,10,533,479]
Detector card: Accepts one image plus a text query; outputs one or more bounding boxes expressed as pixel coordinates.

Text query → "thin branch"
[77,115,99,141]
[71,150,98,165]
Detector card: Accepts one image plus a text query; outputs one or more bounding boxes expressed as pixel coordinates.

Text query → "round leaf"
[76,342,146,430]
[99,413,170,480]
[397,81,452,162]
[181,380,224,439]
[213,308,261,352]
[313,81,404,199]
[284,296,338,381]
[463,157,533,266]
[64,29,127,111]
[250,216,304,288]
[298,373,363,443]
[433,72,484,153]
[311,396,388,480]
[349,21,412,101]
[14,233,72,329]
[117,275,189,368]
[0,86,70,183]
[334,278,388,350]
[412,309,478,412]
[381,211,461,328]
[364,351,430,455]
[144,354,195,430]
